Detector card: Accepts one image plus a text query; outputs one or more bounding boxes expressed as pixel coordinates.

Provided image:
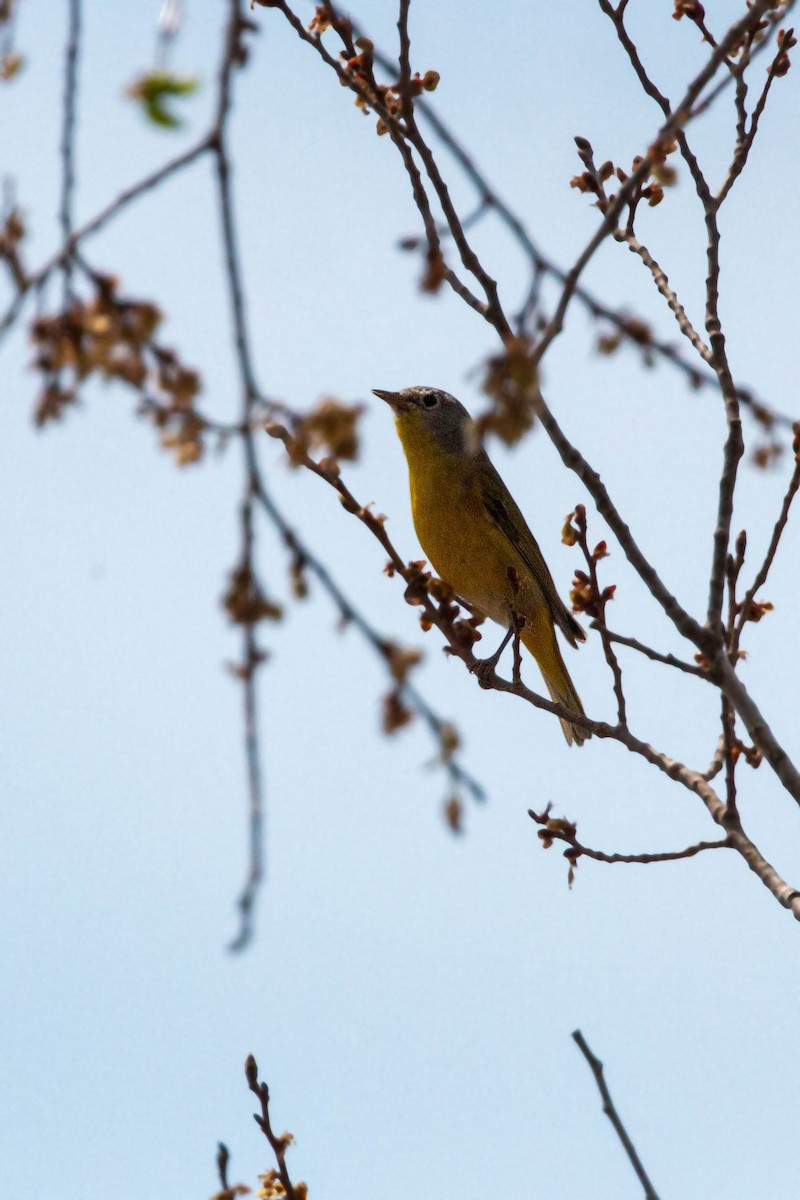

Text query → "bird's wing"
[477,456,585,648]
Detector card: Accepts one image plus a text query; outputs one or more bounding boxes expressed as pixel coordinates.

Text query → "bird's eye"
[422,391,439,408]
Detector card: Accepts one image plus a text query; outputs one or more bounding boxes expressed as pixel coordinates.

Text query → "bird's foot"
[469,627,514,689]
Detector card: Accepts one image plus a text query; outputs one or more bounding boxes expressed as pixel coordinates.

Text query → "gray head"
[372,386,477,455]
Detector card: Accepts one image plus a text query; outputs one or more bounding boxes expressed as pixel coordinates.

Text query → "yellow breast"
[397,418,519,623]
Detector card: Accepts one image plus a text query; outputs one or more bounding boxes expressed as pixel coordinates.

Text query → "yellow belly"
[407,446,543,626]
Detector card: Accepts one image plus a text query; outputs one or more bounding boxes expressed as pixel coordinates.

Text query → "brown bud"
[245,1053,259,1087]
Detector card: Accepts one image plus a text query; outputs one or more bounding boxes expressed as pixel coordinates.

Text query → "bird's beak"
[372,388,412,412]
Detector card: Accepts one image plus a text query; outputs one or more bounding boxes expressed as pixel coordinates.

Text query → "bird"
[374,385,589,746]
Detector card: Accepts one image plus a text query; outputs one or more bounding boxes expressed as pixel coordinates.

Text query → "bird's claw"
[469,627,514,688]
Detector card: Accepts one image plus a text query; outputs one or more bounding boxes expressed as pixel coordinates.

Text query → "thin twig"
[565,836,728,866]
[594,623,706,678]
[0,135,213,342]
[245,1054,302,1200]
[716,37,784,205]
[572,1030,661,1200]
[574,508,627,725]
[396,0,412,123]
[530,806,730,866]
[721,694,739,819]
[734,432,800,650]
[703,736,726,782]
[720,533,746,819]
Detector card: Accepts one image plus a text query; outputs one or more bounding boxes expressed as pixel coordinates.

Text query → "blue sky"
[3,2,800,1197]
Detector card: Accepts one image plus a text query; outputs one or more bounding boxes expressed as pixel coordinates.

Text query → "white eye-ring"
[422,391,439,408]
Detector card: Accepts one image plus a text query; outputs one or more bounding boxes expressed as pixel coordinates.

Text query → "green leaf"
[126,71,200,130]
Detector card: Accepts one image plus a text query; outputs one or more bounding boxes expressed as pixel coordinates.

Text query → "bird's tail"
[521,612,589,747]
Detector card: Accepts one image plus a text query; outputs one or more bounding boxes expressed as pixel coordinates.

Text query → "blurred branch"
[0,134,213,342]
[211,0,267,954]
[572,1030,661,1200]
[252,472,486,805]
[59,0,81,304]
[215,1142,232,1193]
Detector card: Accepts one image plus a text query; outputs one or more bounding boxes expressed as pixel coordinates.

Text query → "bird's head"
[373,386,476,455]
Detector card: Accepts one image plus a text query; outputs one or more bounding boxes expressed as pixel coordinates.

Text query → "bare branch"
[529,805,730,866]
[531,390,705,647]
[616,230,712,364]
[734,427,800,650]
[572,1030,661,1200]
[594,623,706,679]
[397,93,513,337]
[712,654,800,808]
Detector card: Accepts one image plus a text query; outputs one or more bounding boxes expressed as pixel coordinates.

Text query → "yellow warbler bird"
[374,386,588,746]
